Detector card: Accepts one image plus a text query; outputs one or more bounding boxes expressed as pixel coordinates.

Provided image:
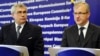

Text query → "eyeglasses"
[74,12,88,15]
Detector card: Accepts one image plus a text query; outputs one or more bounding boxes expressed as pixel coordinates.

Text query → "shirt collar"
[15,23,25,28]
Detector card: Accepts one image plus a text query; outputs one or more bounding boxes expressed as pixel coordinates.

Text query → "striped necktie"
[17,25,21,38]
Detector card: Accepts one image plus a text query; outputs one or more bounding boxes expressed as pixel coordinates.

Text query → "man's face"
[74,5,90,26]
[12,7,27,25]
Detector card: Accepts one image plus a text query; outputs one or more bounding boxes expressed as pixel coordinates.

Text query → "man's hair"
[74,2,90,13]
[11,3,27,14]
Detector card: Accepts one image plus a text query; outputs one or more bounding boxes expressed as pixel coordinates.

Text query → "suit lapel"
[72,25,80,46]
[82,24,94,46]
[10,23,17,43]
[17,22,30,40]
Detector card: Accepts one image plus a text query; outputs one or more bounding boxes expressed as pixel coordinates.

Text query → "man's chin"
[19,21,26,24]
[76,22,83,25]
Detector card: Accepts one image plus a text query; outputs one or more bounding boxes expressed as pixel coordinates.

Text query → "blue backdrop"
[0,0,100,56]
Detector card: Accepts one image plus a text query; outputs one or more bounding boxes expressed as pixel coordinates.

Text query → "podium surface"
[0,45,29,56]
[49,47,100,56]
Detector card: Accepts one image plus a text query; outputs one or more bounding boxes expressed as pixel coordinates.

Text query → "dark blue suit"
[0,22,44,56]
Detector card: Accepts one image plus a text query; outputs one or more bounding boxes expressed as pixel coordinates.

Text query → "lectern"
[49,47,100,56]
[0,45,29,56]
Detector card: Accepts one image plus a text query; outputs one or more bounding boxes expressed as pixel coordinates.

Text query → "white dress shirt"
[77,21,89,38]
[15,23,25,33]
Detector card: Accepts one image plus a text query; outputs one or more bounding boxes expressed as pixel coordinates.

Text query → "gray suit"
[61,23,100,48]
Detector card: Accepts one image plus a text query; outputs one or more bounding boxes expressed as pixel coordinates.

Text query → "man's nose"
[75,14,80,18]
[21,13,25,17]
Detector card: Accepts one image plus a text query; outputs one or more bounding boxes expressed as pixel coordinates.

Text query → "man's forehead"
[74,5,87,11]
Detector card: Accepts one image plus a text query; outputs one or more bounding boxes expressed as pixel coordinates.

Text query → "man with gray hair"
[0,3,44,56]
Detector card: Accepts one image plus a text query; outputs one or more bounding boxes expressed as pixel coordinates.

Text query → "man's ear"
[11,14,14,19]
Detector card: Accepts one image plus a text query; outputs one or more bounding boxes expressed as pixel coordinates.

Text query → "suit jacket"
[0,22,44,56]
[61,23,100,48]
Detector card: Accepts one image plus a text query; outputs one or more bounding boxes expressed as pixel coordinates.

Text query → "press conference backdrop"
[0,0,100,56]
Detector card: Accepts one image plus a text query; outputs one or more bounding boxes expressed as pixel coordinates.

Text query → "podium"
[0,45,29,56]
[49,47,100,56]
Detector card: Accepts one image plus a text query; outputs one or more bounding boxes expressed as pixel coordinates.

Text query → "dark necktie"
[17,25,21,38]
[79,27,85,46]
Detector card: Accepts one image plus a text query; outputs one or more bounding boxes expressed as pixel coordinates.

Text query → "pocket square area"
[28,37,32,39]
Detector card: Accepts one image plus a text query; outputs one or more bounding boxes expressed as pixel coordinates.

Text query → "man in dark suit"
[0,3,44,56]
[61,2,100,48]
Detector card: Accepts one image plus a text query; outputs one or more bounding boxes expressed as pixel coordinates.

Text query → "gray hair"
[74,2,90,13]
[11,3,27,14]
